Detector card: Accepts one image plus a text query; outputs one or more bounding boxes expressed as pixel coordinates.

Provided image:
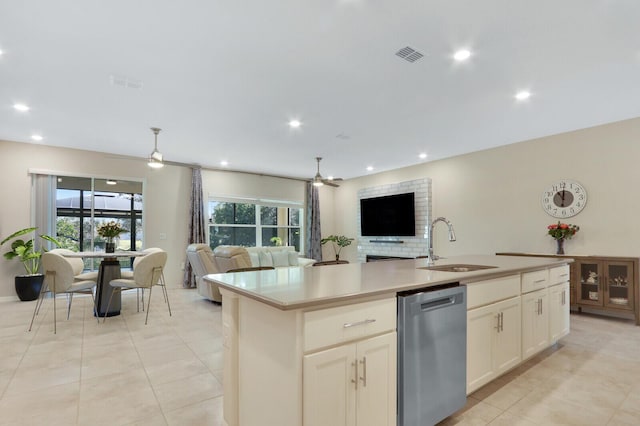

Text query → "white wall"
[3,115,639,296]
[0,139,313,299]
[330,117,640,263]
[0,140,192,299]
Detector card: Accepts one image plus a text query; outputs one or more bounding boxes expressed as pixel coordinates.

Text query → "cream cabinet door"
[467,296,521,394]
[521,288,549,360]
[303,332,396,426]
[494,296,522,375]
[467,302,498,393]
[303,344,356,426]
[549,282,570,342]
[356,332,397,426]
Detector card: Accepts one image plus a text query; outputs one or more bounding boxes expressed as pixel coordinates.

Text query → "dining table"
[64,251,145,317]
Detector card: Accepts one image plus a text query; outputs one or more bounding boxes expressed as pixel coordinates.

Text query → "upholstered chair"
[104,250,169,325]
[30,251,97,334]
[186,244,222,302]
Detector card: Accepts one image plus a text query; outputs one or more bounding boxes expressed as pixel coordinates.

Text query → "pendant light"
[148,127,164,168]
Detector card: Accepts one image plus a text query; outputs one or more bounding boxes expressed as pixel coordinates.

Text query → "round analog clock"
[541,180,587,218]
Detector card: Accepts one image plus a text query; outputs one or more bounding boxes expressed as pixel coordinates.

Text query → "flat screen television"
[360,192,416,237]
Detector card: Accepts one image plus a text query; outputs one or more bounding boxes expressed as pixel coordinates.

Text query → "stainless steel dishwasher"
[397,284,467,426]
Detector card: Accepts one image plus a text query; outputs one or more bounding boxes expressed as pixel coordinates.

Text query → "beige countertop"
[204,254,572,310]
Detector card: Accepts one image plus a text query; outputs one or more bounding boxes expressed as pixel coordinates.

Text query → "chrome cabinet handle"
[360,357,367,387]
[352,361,358,389]
[500,312,504,332]
[534,278,546,283]
[343,319,376,328]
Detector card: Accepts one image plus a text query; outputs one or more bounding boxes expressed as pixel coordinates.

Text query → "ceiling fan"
[312,157,343,187]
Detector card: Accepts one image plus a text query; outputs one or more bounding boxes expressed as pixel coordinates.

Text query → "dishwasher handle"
[418,292,464,313]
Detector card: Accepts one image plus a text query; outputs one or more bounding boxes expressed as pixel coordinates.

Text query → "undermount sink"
[418,264,498,273]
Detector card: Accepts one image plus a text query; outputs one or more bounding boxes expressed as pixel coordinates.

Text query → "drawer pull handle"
[343,318,376,328]
[559,273,569,277]
[533,279,546,283]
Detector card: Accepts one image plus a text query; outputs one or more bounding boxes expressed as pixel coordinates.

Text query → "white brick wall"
[356,178,432,263]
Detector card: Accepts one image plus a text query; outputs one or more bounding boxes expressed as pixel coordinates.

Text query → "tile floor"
[0,288,639,425]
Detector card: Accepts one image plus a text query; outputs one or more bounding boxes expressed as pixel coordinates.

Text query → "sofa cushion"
[272,250,290,267]
[248,252,260,267]
[288,251,299,266]
[259,251,273,267]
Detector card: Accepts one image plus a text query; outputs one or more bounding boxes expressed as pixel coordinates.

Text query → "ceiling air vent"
[395,46,424,63]
[109,73,143,90]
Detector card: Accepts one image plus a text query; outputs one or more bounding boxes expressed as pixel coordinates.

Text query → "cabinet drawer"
[522,269,549,293]
[467,275,520,309]
[549,265,570,284]
[303,298,396,352]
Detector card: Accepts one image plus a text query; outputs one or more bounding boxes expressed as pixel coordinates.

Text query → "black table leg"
[95,259,122,317]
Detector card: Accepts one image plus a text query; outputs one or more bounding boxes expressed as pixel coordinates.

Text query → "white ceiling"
[2,1,640,181]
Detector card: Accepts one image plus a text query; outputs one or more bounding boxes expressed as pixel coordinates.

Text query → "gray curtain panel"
[305,182,322,261]
[183,167,206,288]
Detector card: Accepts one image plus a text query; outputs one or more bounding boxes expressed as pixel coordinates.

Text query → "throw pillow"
[272,251,290,267]
[259,251,273,267]
[288,251,299,266]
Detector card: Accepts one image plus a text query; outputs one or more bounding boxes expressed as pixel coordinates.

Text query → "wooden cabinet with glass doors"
[496,253,639,325]
[575,259,634,311]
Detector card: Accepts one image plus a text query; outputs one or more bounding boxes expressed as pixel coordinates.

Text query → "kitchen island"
[205,254,572,426]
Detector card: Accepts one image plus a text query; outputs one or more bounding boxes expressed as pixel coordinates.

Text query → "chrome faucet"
[428,217,456,266]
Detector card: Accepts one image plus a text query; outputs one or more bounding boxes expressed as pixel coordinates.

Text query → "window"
[55,176,143,269]
[208,199,303,251]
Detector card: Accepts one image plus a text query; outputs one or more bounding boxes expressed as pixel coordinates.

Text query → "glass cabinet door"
[604,262,633,311]
[577,261,603,306]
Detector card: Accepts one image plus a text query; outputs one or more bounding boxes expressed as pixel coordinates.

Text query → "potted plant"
[96,221,126,253]
[320,235,354,261]
[1,227,61,301]
[270,236,283,246]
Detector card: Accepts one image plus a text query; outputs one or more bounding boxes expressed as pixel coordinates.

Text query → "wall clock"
[541,180,587,218]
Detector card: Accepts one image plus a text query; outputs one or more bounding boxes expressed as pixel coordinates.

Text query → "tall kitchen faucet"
[428,217,456,266]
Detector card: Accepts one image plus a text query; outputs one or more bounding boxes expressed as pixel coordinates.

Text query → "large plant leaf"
[41,234,62,248]
[0,227,37,246]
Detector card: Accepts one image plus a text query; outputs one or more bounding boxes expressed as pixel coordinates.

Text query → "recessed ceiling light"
[453,49,471,61]
[0,49,4,56]
[515,91,531,101]
[288,119,302,128]
[31,134,43,141]
[327,175,334,181]
[220,160,229,167]
[366,166,374,172]
[419,153,427,159]
[13,103,30,112]
[106,179,117,185]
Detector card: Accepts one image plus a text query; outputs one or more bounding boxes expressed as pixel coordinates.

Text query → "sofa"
[245,245,316,268]
[187,244,313,302]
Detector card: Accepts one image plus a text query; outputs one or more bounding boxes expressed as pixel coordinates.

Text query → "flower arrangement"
[547,222,579,240]
[97,221,126,242]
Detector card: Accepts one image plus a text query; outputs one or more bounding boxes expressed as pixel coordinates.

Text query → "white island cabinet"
[466,275,522,394]
[207,254,572,426]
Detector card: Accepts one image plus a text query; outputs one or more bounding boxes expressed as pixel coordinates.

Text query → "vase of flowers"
[97,221,126,253]
[547,222,579,255]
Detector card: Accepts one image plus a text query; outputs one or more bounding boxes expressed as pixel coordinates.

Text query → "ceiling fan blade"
[322,180,340,187]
